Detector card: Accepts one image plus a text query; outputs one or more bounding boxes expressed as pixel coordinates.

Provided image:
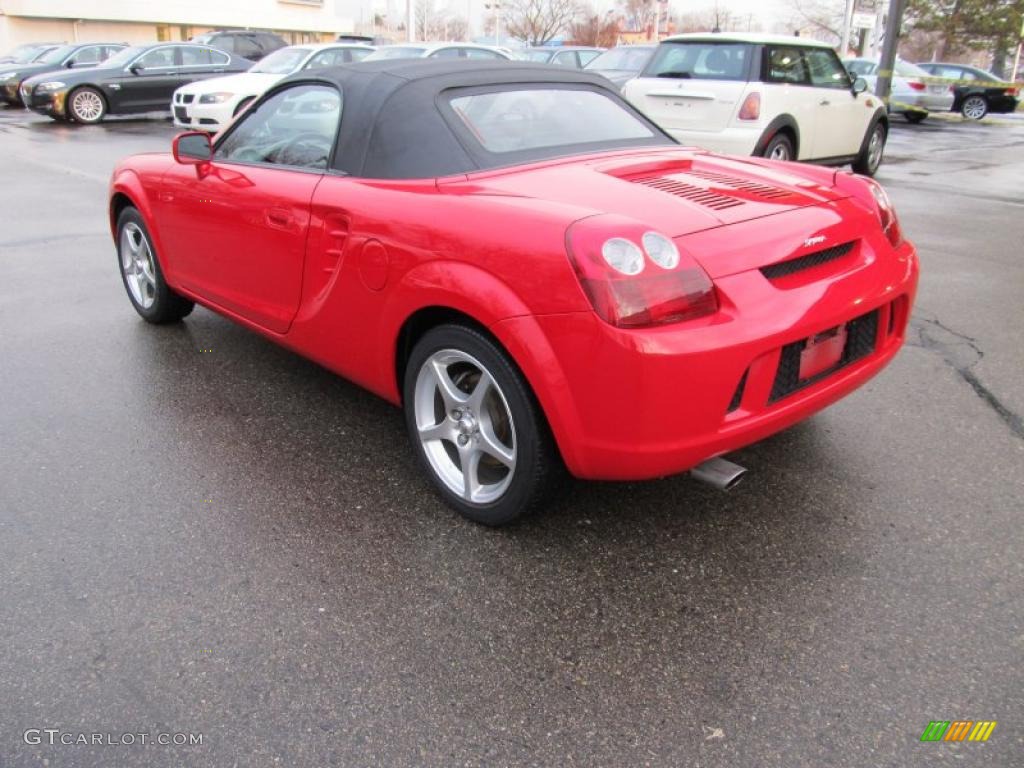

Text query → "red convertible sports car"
[109,60,918,525]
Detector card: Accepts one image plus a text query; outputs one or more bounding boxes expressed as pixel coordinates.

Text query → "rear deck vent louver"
[628,174,746,211]
[682,169,792,200]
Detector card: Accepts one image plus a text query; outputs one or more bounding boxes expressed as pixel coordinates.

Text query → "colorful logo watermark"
[920,721,997,742]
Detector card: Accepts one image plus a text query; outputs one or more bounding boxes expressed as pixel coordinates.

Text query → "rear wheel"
[762,133,794,162]
[403,324,559,526]
[68,86,106,124]
[961,95,988,120]
[852,121,886,176]
[116,207,194,324]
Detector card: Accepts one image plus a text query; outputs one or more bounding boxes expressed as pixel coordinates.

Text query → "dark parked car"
[583,45,656,89]
[191,30,287,62]
[0,42,63,65]
[20,43,251,123]
[0,43,126,106]
[521,46,603,68]
[915,62,1020,119]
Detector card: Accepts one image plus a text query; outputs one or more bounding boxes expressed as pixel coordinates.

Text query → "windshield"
[585,47,653,72]
[34,45,76,65]
[644,41,751,80]
[103,46,148,68]
[524,50,554,62]
[192,34,215,45]
[251,47,311,74]
[23,45,59,63]
[364,46,427,60]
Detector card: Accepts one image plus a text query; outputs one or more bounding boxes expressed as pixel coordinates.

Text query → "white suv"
[623,33,889,176]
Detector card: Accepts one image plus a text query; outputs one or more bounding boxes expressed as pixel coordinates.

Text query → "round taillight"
[601,237,645,275]
[642,231,680,269]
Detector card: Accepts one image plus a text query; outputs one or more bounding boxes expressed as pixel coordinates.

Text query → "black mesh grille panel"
[769,309,879,403]
[760,241,856,279]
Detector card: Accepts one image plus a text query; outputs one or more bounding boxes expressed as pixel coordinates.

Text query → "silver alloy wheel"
[769,142,790,161]
[867,125,884,173]
[71,89,103,122]
[413,349,517,504]
[120,222,157,309]
[962,96,987,120]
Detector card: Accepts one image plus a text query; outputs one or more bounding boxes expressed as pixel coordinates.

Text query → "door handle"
[819,99,831,105]
[266,208,292,228]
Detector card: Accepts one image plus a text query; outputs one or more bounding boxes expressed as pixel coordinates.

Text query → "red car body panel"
[110,144,918,481]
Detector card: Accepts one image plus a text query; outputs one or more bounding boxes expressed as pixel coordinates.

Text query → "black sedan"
[0,43,126,106]
[20,43,250,123]
[916,62,1020,119]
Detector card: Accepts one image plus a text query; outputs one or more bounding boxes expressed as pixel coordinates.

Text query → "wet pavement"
[1,106,1022,767]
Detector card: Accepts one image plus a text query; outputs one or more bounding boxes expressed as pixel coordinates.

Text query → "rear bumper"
[662,125,761,157]
[494,230,918,481]
[893,90,954,112]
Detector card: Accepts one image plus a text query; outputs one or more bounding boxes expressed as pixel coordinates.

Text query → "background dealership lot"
[0,104,1022,768]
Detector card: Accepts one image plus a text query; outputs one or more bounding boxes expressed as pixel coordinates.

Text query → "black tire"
[402,324,560,526]
[851,120,886,176]
[67,86,107,124]
[961,94,988,120]
[116,207,194,324]
[762,133,794,162]
[904,111,927,124]
[232,96,256,117]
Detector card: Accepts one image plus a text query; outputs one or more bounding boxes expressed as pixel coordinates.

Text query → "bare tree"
[569,8,621,46]
[624,0,658,32]
[504,0,581,45]
[783,0,846,41]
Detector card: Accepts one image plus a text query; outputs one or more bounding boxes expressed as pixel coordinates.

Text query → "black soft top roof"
[266,59,674,179]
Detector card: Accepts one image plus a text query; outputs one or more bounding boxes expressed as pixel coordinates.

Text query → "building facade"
[0,0,360,50]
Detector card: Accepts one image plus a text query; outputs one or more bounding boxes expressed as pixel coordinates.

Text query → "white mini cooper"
[623,33,888,176]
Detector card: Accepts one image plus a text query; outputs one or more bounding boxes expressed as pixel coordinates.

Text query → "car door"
[157,83,341,333]
[66,45,105,69]
[801,47,866,158]
[110,46,181,111]
[764,44,819,160]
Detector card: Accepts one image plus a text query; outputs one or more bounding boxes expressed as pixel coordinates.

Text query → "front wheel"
[68,86,106,124]
[762,133,794,162]
[961,95,988,120]
[852,122,886,176]
[403,324,559,525]
[116,207,194,324]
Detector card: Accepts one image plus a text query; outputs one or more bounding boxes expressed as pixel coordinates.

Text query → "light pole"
[484,2,501,46]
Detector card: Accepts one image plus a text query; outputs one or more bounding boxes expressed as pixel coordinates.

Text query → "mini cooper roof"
[261,59,674,179]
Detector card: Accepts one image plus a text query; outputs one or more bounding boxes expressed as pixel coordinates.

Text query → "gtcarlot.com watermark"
[23,729,203,747]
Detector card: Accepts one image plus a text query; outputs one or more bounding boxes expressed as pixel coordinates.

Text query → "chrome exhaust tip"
[690,456,747,491]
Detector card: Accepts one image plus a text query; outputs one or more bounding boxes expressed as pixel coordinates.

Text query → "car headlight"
[36,81,66,92]
[198,92,234,104]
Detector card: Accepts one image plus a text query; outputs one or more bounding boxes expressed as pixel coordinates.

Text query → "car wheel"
[905,111,926,124]
[403,324,559,526]
[116,207,194,324]
[961,95,988,120]
[68,86,106,124]
[762,133,794,162]
[852,121,886,176]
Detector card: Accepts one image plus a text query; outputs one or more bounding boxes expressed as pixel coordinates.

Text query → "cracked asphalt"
[0,107,1021,767]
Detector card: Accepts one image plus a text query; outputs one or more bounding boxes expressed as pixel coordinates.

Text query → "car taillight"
[1007,87,1019,97]
[566,216,717,328]
[866,179,903,248]
[738,92,760,120]
[907,80,926,91]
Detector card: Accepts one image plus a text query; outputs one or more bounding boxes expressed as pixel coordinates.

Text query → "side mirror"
[129,64,143,75]
[852,76,868,94]
[173,131,212,165]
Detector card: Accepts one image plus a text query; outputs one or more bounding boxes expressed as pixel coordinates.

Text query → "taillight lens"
[1007,87,1019,97]
[867,180,903,248]
[738,92,760,120]
[566,216,717,328]
[907,80,926,91]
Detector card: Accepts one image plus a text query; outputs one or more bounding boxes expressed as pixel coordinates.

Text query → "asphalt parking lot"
[0,106,1021,767]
